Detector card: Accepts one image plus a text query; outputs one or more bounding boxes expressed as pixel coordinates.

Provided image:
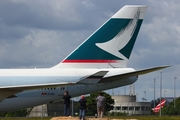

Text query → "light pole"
[119,91,121,95]
[130,85,132,95]
[124,86,126,95]
[112,89,114,95]
[174,77,177,108]
[136,93,138,101]
[154,78,156,109]
[164,90,166,97]
[114,99,116,112]
[144,91,146,102]
[160,71,162,117]
[72,98,74,116]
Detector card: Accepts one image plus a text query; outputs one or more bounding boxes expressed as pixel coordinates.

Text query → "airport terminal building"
[111,95,151,115]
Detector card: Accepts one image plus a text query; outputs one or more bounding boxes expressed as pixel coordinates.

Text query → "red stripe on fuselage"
[62,60,118,63]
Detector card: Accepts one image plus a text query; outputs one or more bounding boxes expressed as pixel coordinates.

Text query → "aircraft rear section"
[0,88,62,112]
[0,74,137,112]
[71,76,138,96]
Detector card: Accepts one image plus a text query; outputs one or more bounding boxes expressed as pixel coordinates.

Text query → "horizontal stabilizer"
[76,71,109,84]
[99,65,170,83]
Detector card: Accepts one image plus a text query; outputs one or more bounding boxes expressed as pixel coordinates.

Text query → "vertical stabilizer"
[152,99,166,113]
[53,5,148,68]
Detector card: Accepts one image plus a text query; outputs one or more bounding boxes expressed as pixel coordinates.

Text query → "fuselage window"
[60,87,65,90]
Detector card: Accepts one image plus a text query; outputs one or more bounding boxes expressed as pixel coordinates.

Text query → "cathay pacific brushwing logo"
[96,9,140,60]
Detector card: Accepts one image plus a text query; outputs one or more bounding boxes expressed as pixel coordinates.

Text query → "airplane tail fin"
[152,99,166,113]
[53,5,148,68]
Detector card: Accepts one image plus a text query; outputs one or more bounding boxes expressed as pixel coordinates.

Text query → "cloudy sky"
[0,0,180,102]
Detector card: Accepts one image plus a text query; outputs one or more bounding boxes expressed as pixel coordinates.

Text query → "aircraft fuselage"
[0,68,137,112]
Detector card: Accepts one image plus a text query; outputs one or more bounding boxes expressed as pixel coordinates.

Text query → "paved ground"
[50,116,109,120]
[50,116,137,120]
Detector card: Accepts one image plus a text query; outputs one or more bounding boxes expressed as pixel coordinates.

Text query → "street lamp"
[124,86,126,95]
[144,91,146,102]
[154,78,156,109]
[164,90,166,97]
[72,98,74,116]
[114,99,116,112]
[174,77,177,108]
[160,71,162,117]
[119,91,121,95]
[136,93,138,101]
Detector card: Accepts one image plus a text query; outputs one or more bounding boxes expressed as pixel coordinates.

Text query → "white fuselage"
[0,68,137,112]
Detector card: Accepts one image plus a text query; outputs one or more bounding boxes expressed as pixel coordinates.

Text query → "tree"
[162,97,180,115]
[0,108,32,117]
[85,91,114,116]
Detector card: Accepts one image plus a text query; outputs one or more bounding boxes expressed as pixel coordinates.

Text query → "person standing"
[79,95,87,120]
[63,91,71,116]
[96,92,106,118]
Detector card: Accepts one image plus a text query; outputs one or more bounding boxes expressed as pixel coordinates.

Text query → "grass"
[109,115,180,120]
[0,117,52,120]
[0,116,180,120]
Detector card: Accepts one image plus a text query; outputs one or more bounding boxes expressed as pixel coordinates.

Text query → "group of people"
[63,91,106,120]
